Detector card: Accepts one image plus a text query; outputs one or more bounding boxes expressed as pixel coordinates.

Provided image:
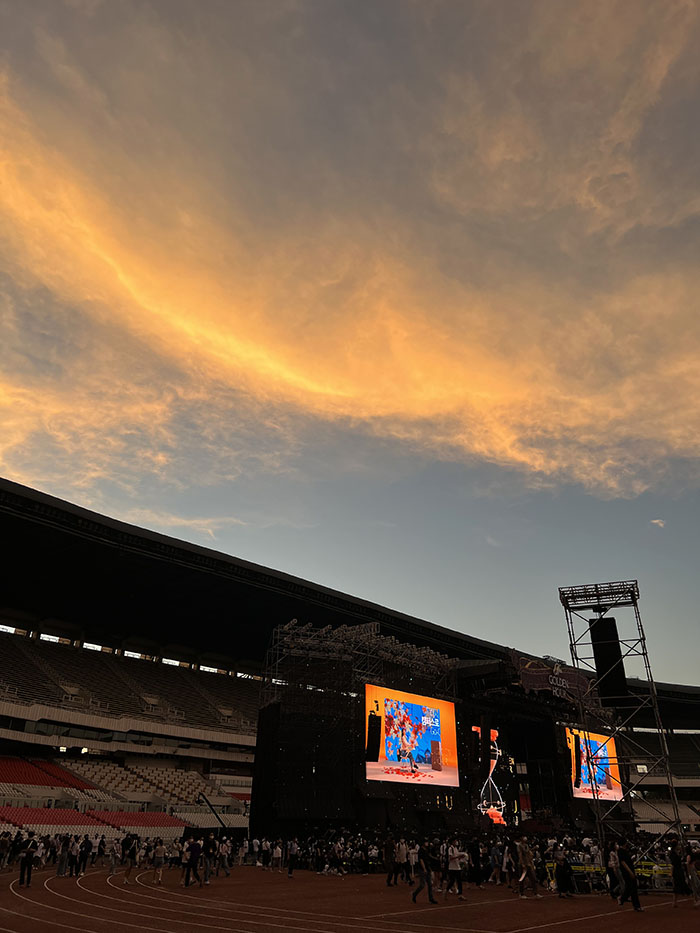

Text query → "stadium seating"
[30,760,95,789]
[85,809,188,840]
[68,760,161,799]
[134,766,226,805]
[0,631,260,734]
[172,810,247,829]
[0,806,111,837]
[0,635,65,706]
[0,758,81,787]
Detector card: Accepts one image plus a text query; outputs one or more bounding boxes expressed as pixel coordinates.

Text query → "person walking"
[18,832,38,888]
[554,844,574,898]
[617,839,642,912]
[203,833,218,884]
[515,836,542,899]
[108,838,121,877]
[287,838,299,878]
[271,840,282,872]
[78,834,92,876]
[446,838,467,900]
[123,834,138,885]
[217,837,231,877]
[412,839,438,904]
[670,837,689,908]
[68,836,80,878]
[152,838,166,885]
[686,842,700,908]
[184,838,203,888]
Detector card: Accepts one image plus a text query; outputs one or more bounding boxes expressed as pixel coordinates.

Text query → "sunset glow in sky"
[2,1,700,682]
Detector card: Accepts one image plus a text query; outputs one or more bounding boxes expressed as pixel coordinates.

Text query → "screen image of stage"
[364,683,459,786]
[566,727,623,801]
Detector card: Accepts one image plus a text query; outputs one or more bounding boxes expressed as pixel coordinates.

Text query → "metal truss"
[559,580,683,856]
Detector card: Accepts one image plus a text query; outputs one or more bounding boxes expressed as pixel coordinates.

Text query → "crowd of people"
[0,829,235,889]
[1,824,699,909]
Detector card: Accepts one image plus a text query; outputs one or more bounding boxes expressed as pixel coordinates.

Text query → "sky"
[2,0,700,684]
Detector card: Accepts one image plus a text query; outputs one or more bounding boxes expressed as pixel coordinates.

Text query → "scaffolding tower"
[558,580,682,854]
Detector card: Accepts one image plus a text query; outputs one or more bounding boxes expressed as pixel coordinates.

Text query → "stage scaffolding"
[261,619,457,709]
[559,580,682,852]
[253,620,458,828]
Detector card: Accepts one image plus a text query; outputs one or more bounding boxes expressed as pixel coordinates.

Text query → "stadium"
[1,475,699,932]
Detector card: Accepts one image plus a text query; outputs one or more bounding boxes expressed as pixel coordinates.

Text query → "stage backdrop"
[364,683,459,787]
[566,727,623,802]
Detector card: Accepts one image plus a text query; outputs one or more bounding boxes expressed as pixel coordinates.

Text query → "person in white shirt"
[447,838,467,900]
[217,838,231,877]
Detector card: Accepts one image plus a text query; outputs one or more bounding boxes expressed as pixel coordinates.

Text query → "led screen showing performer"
[364,684,459,786]
[566,727,623,801]
[472,725,506,825]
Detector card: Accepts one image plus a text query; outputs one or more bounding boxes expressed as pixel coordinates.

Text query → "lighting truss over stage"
[559,580,639,612]
[558,578,683,855]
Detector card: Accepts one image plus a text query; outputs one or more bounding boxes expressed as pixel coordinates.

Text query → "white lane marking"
[361,894,520,918]
[507,897,680,932]
[128,870,497,932]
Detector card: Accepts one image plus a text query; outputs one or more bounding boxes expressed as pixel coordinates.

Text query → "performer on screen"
[397,727,419,773]
[474,727,506,825]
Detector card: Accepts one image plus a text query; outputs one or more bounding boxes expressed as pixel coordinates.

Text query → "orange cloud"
[2,2,700,499]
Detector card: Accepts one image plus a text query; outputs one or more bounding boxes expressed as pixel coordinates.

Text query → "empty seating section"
[121,658,208,727]
[172,810,247,829]
[61,786,124,806]
[87,810,187,827]
[0,632,260,733]
[29,760,94,789]
[191,670,260,726]
[69,760,159,798]
[135,766,225,805]
[19,638,144,718]
[0,806,107,828]
[0,634,64,706]
[87,810,187,840]
[0,758,75,787]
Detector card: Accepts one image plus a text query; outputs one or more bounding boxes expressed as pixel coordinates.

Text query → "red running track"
[0,866,692,933]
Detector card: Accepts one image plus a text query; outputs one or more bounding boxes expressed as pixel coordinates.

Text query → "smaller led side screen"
[566,727,623,801]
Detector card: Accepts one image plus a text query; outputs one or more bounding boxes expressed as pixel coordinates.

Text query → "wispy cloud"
[117,508,247,540]
[2,1,700,500]
[650,518,666,528]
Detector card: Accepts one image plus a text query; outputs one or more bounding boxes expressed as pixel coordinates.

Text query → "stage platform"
[365,762,460,787]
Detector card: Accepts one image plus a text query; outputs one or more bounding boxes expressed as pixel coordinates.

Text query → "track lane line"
[129,870,498,932]
[506,897,680,932]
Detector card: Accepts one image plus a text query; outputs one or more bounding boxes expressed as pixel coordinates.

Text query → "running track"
[0,867,692,933]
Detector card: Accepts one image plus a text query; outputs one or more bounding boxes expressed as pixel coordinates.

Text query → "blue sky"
[1,0,700,684]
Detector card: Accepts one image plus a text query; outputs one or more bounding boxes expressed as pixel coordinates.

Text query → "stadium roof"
[0,476,508,666]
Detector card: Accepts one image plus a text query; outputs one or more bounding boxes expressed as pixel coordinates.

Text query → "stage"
[365,761,460,787]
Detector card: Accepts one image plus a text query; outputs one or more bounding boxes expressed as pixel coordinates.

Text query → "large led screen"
[364,684,459,786]
[566,728,623,801]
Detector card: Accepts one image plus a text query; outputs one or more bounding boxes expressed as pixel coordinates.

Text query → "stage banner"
[509,651,592,702]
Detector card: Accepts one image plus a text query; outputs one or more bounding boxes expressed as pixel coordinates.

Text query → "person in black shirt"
[185,838,203,888]
[123,835,138,885]
[617,840,642,912]
[411,840,438,904]
[18,832,38,888]
[78,835,92,876]
[203,833,218,884]
[669,837,689,907]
